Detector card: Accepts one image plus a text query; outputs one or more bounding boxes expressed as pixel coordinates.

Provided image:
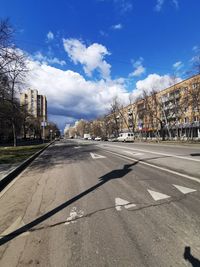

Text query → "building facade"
[20,89,47,122]
[108,74,200,140]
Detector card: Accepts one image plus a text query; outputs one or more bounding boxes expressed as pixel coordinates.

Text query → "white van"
[118,132,134,142]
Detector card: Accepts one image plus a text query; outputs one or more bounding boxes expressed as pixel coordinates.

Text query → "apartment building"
[20,89,47,122]
[110,74,200,140]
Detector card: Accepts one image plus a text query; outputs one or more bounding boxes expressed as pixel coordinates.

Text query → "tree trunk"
[12,120,16,147]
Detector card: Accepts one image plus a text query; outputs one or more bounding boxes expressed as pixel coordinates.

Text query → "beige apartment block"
[107,74,200,139]
[20,89,47,122]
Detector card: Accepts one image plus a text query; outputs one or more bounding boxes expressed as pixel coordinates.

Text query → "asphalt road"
[0,140,200,267]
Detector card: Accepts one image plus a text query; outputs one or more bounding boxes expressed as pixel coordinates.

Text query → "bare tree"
[0,19,28,146]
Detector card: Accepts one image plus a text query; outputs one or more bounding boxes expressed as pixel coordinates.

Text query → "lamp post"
[50,130,53,142]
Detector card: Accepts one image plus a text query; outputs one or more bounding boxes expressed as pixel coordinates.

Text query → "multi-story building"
[20,89,47,122]
[108,74,200,140]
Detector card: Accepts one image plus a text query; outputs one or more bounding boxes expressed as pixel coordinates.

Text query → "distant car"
[118,133,134,142]
[102,137,108,141]
[88,137,92,140]
[94,137,101,141]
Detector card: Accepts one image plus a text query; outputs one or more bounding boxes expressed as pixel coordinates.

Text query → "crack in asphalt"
[0,194,186,238]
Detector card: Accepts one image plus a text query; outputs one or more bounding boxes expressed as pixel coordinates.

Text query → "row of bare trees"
[0,19,60,145]
[0,19,29,145]
[67,72,200,141]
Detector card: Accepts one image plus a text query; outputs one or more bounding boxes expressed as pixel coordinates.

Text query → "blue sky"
[0,0,200,130]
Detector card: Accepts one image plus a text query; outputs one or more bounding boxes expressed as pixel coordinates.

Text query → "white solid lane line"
[101,144,200,162]
[173,184,197,194]
[103,150,200,184]
[147,190,170,201]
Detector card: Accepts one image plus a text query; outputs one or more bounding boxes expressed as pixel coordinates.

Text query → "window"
[192,82,200,89]
[184,117,189,123]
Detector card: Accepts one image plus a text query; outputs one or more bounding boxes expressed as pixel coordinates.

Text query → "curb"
[0,141,54,191]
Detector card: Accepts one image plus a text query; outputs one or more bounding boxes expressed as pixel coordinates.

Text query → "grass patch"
[0,144,47,164]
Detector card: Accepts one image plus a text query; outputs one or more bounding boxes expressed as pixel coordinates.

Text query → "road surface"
[0,140,200,267]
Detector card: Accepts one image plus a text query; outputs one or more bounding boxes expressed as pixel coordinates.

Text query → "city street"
[0,140,200,267]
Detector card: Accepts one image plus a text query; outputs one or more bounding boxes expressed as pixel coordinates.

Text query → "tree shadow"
[27,142,100,172]
[0,161,137,246]
[184,246,200,267]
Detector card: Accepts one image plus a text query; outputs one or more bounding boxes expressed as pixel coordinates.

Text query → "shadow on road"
[27,141,99,173]
[184,246,200,267]
[190,153,200,157]
[0,161,137,246]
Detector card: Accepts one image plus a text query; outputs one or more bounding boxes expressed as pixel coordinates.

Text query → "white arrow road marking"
[123,150,143,156]
[90,153,106,159]
[115,198,136,211]
[147,190,170,201]
[173,184,197,194]
[65,207,84,225]
[0,217,29,239]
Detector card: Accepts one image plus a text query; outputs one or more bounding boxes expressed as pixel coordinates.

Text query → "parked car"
[118,133,134,142]
[94,137,101,141]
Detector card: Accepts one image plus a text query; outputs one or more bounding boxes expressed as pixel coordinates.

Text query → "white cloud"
[63,38,111,79]
[173,61,184,70]
[33,51,66,66]
[99,30,108,37]
[193,45,200,53]
[172,0,179,9]
[114,0,133,13]
[129,57,146,77]
[111,23,123,30]
[131,65,146,77]
[25,50,182,129]
[155,0,179,11]
[132,73,182,99]
[155,0,165,11]
[47,31,54,41]
[26,59,129,126]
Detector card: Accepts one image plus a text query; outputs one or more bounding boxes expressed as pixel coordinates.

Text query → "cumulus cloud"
[132,73,182,99]
[33,51,66,66]
[63,38,111,79]
[173,61,184,70]
[111,23,123,30]
[47,31,54,41]
[129,58,146,77]
[26,59,129,127]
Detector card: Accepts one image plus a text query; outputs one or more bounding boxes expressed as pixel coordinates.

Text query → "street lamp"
[50,129,53,141]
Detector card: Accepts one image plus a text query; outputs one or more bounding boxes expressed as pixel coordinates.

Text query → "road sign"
[41,121,47,127]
